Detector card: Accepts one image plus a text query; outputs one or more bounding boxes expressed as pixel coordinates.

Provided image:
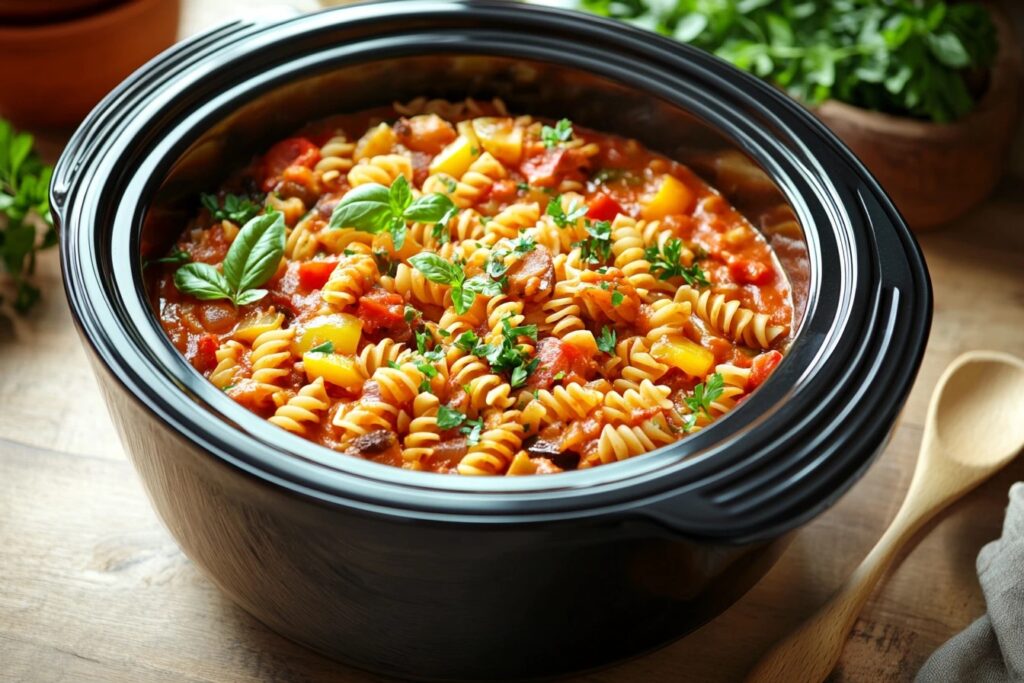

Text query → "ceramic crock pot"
[55,1,932,679]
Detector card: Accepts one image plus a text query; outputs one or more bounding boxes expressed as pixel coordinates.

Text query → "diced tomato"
[297,260,338,291]
[357,288,406,334]
[748,350,783,391]
[587,193,623,221]
[196,333,219,372]
[729,258,774,286]
[528,337,593,390]
[262,137,320,191]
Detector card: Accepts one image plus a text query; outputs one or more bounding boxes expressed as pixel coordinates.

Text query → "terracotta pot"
[0,0,122,23]
[814,7,1022,231]
[0,0,181,130]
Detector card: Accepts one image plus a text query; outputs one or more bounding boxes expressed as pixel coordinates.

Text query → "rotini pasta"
[154,99,792,475]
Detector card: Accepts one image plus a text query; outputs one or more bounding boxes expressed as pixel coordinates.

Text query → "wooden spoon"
[746,350,1024,683]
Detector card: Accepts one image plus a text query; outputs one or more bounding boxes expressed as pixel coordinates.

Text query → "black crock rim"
[55,0,931,543]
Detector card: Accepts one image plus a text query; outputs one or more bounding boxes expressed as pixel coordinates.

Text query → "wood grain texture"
[1,2,1023,681]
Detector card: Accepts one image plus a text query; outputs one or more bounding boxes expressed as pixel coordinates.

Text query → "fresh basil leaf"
[222,211,286,294]
[328,183,392,231]
[389,175,413,214]
[234,288,269,306]
[173,263,233,301]
[464,274,503,297]
[405,192,457,223]
[450,285,477,315]
[409,252,461,285]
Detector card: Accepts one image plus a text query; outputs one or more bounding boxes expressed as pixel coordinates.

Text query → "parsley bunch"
[541,119,575,148]
[579,0,996,123]
[0,120,56,313]
[574,219,613,265]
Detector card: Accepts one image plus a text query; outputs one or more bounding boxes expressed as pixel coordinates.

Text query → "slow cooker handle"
[51,20,263,223]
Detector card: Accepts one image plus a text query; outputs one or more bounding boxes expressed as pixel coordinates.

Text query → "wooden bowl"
[0,0,181,130]
[814,7,1022,231]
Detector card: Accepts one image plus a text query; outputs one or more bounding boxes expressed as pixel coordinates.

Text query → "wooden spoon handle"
[745,495,938,682]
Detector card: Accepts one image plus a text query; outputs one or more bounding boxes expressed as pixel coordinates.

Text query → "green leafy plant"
[329,176,457,250]
[0,120,56,312]
[173,211,285,307]
[578,0,997,123]
[682,372,725,430]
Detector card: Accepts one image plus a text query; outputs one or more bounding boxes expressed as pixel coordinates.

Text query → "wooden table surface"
[2,3,1024,682]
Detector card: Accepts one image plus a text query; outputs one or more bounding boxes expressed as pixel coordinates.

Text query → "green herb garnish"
[408,252,502,314]
[173,211,285,307]
[461,418,485,446]
[437,405,467,430]
[201,193,262,225]
[147,245,191,267]
[546,194,587,229]
[541,118,574,148]
[573,219,612,264]
[329,176,457,250]
[682,373,725,431]
[597,325,617,354]
[645,238,710,287]
[309,341,334,354]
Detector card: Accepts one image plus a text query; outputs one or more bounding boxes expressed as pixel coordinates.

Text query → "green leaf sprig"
[201,193,262,225]
[329,176,457,250]
[0,119,56,313]
[547,194,587,229]
[597,325,617,354]
[408,252,502,315]
[682,372,725,431]
[541,118,575,148]
[436,405,484,445]
[645,238,710,287]
[573,219,613,264]
[578,0,997,123]
[173,211,285,307]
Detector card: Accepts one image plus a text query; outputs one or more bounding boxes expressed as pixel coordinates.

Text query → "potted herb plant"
[576,0,1021,229]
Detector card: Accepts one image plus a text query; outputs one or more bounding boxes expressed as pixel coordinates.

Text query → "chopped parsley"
[573,219,612,264]
[546,194,587,229]
[437,405,466,430]
[645,238,710,287]
[461,418,484,446]
[597,325,617,354]
[541,118,574,148]
[404,305,418,323]
[200,193,262,225]
[682,373,725,431]
[611,290,624,306]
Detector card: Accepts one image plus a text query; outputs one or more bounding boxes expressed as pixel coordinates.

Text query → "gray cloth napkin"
[917,482,1024,682]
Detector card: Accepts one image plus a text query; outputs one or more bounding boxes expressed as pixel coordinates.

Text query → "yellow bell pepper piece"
[641,174,695,220]
[471,117,523,165]
[651,337,715,378]
[429,134,480,178]
[232,310,285,343]
[294,314,362,355]
[302,352,363,389]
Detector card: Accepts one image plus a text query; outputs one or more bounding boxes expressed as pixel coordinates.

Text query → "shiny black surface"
[55,1,931,678]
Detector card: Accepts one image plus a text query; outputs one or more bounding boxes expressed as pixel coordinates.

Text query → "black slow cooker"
[55,1,931,679]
